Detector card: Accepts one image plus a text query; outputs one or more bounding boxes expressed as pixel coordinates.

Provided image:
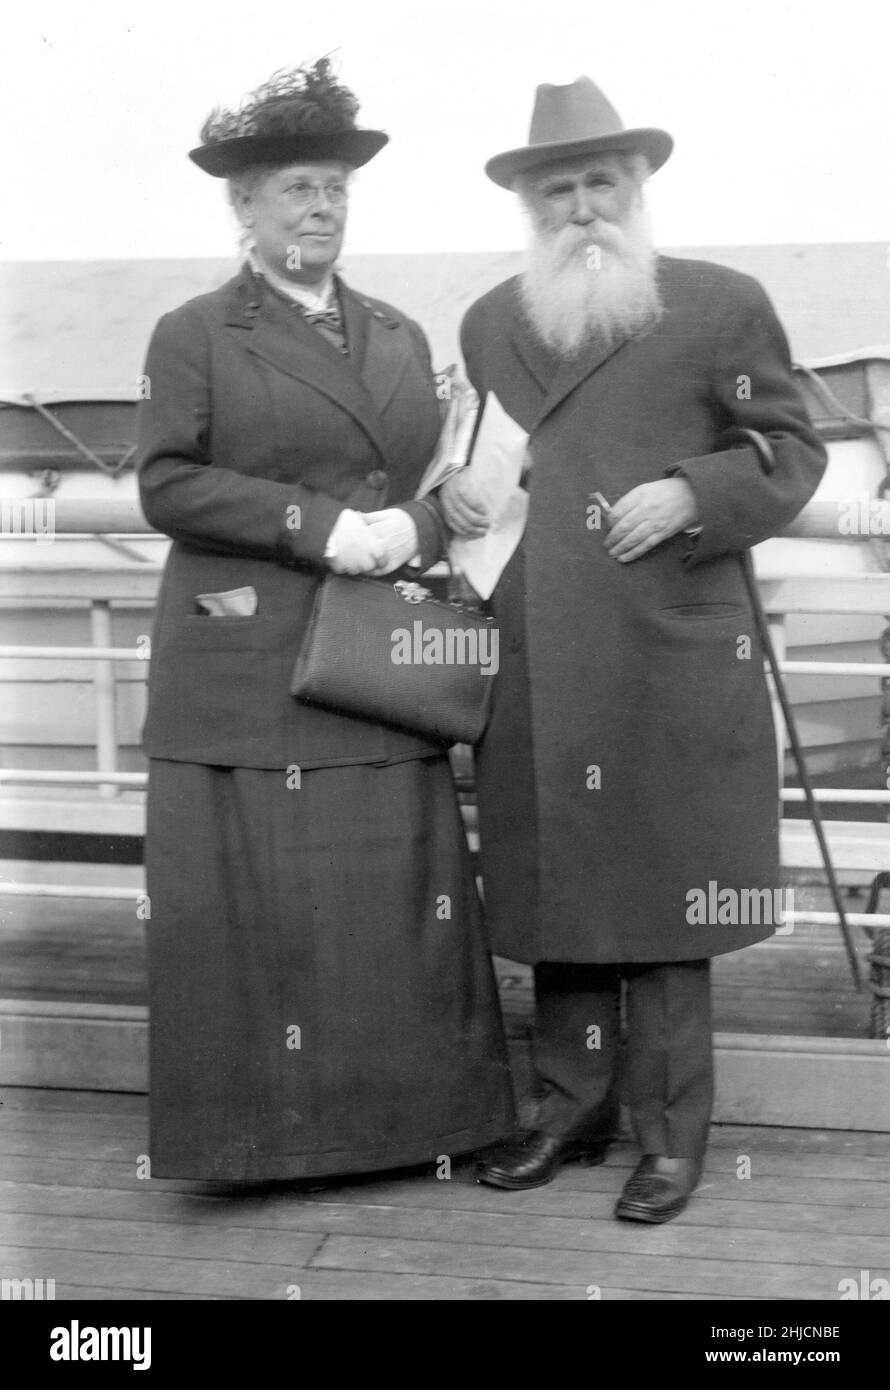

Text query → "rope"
[792,361,890,438]
[22,394,132,477]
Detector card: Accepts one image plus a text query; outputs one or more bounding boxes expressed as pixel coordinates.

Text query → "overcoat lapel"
[507,292,558,397]
[223,271,389,464]
[504,282,635,433]
[533,330,633,431]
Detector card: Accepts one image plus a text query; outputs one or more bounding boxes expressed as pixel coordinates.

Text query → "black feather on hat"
[189,58,388,177]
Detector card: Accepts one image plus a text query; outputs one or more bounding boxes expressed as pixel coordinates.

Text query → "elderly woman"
[136,60,514,1182]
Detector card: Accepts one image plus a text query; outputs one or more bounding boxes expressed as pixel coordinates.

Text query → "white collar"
[247,248,335,312]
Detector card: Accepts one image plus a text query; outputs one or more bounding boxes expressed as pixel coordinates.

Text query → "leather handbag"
[290,571,498,745]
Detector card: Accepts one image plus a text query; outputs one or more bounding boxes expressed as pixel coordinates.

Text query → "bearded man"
[441,77,826,1222]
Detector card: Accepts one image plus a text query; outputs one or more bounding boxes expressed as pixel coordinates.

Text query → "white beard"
[519,200,663,358]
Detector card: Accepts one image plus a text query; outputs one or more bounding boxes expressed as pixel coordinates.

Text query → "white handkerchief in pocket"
[195,586,259,617]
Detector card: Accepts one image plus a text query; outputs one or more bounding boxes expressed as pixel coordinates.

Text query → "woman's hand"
[364,509,420,575]
[603,478,699,563]
[324,509,388,575]
[440,470,490,539]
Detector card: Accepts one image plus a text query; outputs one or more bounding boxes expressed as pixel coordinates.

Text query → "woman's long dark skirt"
[146,755,515,1180]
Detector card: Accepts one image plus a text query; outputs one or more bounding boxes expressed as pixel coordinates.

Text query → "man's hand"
[324,508,388,575]
[440,470,490,539]
[363,509,420,576]
[603,478,699,562]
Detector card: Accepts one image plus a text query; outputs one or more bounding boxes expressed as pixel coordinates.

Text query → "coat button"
[366,470,388,489]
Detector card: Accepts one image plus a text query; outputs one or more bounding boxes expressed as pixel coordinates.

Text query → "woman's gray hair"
[226,169,272,254]
[226,164,279,209]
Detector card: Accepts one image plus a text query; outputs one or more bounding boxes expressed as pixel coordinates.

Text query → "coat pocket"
[175,613,267,633]
[145,613,290,764]
[659,603,748,620]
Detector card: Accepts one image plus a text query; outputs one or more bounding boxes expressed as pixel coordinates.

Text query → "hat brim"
[189,129,389,178]
[485,127,673,189]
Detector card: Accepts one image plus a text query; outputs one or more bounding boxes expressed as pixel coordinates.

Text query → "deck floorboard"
[0,1089,886,1300]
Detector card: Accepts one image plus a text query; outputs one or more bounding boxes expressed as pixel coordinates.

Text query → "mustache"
[545,219,629,267]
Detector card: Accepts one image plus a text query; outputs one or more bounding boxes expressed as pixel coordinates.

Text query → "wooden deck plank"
[0,1178,884,1245]
[0,1213,324,1265]
[703,1125,890,1158]
[0,1155,262,1193]
[308,1233,859,1299]
[1,1122,886,1184]
[52,1286,226,1299]
[0,1132,145,1161]
[0,1112,154,1139]
[1,1153,887,1222]
[0,1087,146,1116]
[0,1244,613,1301]
[4,1275,748,1301]
[216,1164,890,1212]
[0,1195,887,1272]
[0,1091,887,1300]
[0,1234,851,1300]
[0,1148,880,1194]
[0,1244,314,1299]
[1,1178,888,1238]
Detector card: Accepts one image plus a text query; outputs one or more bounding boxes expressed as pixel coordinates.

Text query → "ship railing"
[2,501,890,947]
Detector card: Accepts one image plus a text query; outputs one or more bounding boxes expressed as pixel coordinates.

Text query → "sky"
[4,0,890,259]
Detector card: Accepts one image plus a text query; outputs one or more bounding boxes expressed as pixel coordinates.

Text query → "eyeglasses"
[285,180,349,208]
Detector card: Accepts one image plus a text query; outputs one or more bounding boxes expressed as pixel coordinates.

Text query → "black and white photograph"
[1,0,889,1335]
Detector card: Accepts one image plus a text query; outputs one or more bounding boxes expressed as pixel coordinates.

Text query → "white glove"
[363,508,421,575]
[324,509,388,575]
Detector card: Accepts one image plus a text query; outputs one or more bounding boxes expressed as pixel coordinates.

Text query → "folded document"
[447,392,530,601]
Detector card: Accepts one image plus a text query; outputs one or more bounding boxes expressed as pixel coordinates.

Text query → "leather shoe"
[477,1128,611,1190]
[614,1154,701,1223]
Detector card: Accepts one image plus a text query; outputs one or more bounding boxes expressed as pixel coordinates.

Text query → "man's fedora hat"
[485,76,672,189]
[189,58,388,178]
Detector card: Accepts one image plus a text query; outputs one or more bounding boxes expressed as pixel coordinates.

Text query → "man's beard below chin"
[519,211,663,358]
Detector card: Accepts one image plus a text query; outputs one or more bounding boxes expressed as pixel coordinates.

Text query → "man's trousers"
[531,959,714,1159]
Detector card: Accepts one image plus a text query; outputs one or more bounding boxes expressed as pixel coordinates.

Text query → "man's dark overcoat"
[460,256,827,964]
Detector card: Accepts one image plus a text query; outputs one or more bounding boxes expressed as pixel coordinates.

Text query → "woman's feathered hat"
[189,58,388,178]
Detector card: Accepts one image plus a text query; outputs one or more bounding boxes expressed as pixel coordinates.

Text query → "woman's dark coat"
[137,265,446,769]
[460,256,827,964]
[136,267,516,1179]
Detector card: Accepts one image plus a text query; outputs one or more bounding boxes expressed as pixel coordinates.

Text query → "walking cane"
[726,427,863,992]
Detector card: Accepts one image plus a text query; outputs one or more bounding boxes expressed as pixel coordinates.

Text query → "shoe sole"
[614,1198,689,1224]
[477,1146,609,1191]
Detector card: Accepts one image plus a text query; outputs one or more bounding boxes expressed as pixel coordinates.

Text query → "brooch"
[393,580,431,604]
